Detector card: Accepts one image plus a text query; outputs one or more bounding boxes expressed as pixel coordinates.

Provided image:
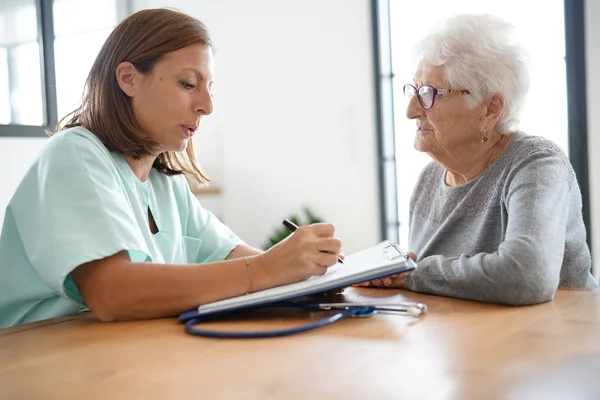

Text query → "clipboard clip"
[383,242,409,260]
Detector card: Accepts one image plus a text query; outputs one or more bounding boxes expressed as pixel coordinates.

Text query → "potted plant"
[262,208,323,250]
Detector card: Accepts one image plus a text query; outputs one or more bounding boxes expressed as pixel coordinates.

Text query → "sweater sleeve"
[404,153,571,306]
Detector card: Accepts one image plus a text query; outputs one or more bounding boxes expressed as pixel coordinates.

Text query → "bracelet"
[244,256,253,295]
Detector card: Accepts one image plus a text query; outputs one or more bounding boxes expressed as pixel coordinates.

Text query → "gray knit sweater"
[405,132,598,305]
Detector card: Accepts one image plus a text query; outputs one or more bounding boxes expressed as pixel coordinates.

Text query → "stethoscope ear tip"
[407,303,428,317]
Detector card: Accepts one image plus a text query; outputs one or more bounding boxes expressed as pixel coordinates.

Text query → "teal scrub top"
[0,127,244,328]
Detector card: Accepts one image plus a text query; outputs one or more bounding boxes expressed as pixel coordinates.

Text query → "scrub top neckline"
[110,151,152,190]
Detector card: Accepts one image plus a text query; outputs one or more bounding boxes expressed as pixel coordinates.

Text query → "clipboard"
[179,240,416,322]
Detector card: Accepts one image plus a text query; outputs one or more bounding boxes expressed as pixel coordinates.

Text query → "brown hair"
[55,8,212,184]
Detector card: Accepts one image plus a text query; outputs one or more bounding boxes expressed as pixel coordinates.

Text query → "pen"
[282,219,344,264]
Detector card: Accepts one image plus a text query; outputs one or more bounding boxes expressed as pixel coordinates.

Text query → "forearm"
[73,251,275,321]
[226,244,263,259]
[74,227,342,321]
[405,247,561,305]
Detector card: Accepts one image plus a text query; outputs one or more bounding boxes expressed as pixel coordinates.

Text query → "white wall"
[0,1,380,254]
[585,0,600,280]
[0,138,47,226]
[132,0,381,252]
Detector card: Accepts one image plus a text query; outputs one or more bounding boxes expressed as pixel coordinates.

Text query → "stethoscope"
[184,301,428,339]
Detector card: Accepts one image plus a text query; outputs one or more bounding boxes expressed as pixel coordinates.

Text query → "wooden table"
[1,288,599,400]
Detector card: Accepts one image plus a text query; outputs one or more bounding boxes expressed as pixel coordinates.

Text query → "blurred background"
[0,0,598,281]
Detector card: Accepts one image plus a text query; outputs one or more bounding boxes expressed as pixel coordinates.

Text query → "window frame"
[564,0,591,249]
[371,0,399,244]
[0,0,57,137]
[0,0,131,138]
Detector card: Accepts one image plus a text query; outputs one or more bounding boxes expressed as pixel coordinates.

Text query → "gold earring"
[480,128,489,142]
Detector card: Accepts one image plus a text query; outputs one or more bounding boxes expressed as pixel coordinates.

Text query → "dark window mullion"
[564,0,591,251]
[372,0,399,243]
[0,125,52,137]
[37,0,57,130]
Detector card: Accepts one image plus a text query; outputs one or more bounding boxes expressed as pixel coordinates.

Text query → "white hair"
[413,14,530,133]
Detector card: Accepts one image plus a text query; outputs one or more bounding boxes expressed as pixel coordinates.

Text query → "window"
[53,0,121,120]
[373,0,590,250]
[0,47,9,124]
[0,0,128,137]
[0,0,44,127]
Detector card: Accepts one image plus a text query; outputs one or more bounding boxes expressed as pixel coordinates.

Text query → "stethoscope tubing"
[184,301,426,338]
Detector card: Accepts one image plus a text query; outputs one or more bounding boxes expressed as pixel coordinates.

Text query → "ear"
[115,62,140,98]
[482,93,504,128]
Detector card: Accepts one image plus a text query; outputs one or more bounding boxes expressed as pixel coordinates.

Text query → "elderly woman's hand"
[353,252,417,289]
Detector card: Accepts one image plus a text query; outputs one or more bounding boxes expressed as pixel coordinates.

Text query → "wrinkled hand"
[259,223,343,286]
[353,252,417,289]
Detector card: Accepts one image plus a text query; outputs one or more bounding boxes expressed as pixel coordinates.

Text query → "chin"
[169,139,189,153]
[413,137,431,153]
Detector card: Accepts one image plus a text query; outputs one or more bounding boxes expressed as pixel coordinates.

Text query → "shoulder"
[498,132,576,194]
[40,126,114,168]
[47,126,108,151]
[504,132,570,168]
[509,132,568,159]
[504,132,574,179]
[11,127,121,204]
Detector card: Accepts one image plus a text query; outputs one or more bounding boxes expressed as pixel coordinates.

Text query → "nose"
[405,94,424,120]
[195,87,214,116]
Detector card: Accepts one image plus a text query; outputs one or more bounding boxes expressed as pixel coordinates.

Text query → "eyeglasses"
[403,84,470,110]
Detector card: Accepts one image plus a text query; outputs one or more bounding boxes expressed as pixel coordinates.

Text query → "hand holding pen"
[282,219,344,264]
[256,220,344,286]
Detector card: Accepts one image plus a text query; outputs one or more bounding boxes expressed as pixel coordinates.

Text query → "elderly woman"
[362,13,598,304]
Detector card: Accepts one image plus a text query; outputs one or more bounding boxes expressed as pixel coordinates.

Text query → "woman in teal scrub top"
[0,8,343,328]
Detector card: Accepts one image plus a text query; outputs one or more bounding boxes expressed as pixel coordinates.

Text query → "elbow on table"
[93,308,119,323]
[71,252,132,323]
[86,296,121,322]
[501,272,557,306]
[77,275,126,322]
[504,286,555,306]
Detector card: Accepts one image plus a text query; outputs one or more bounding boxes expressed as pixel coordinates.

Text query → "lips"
[181,124,198,138]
